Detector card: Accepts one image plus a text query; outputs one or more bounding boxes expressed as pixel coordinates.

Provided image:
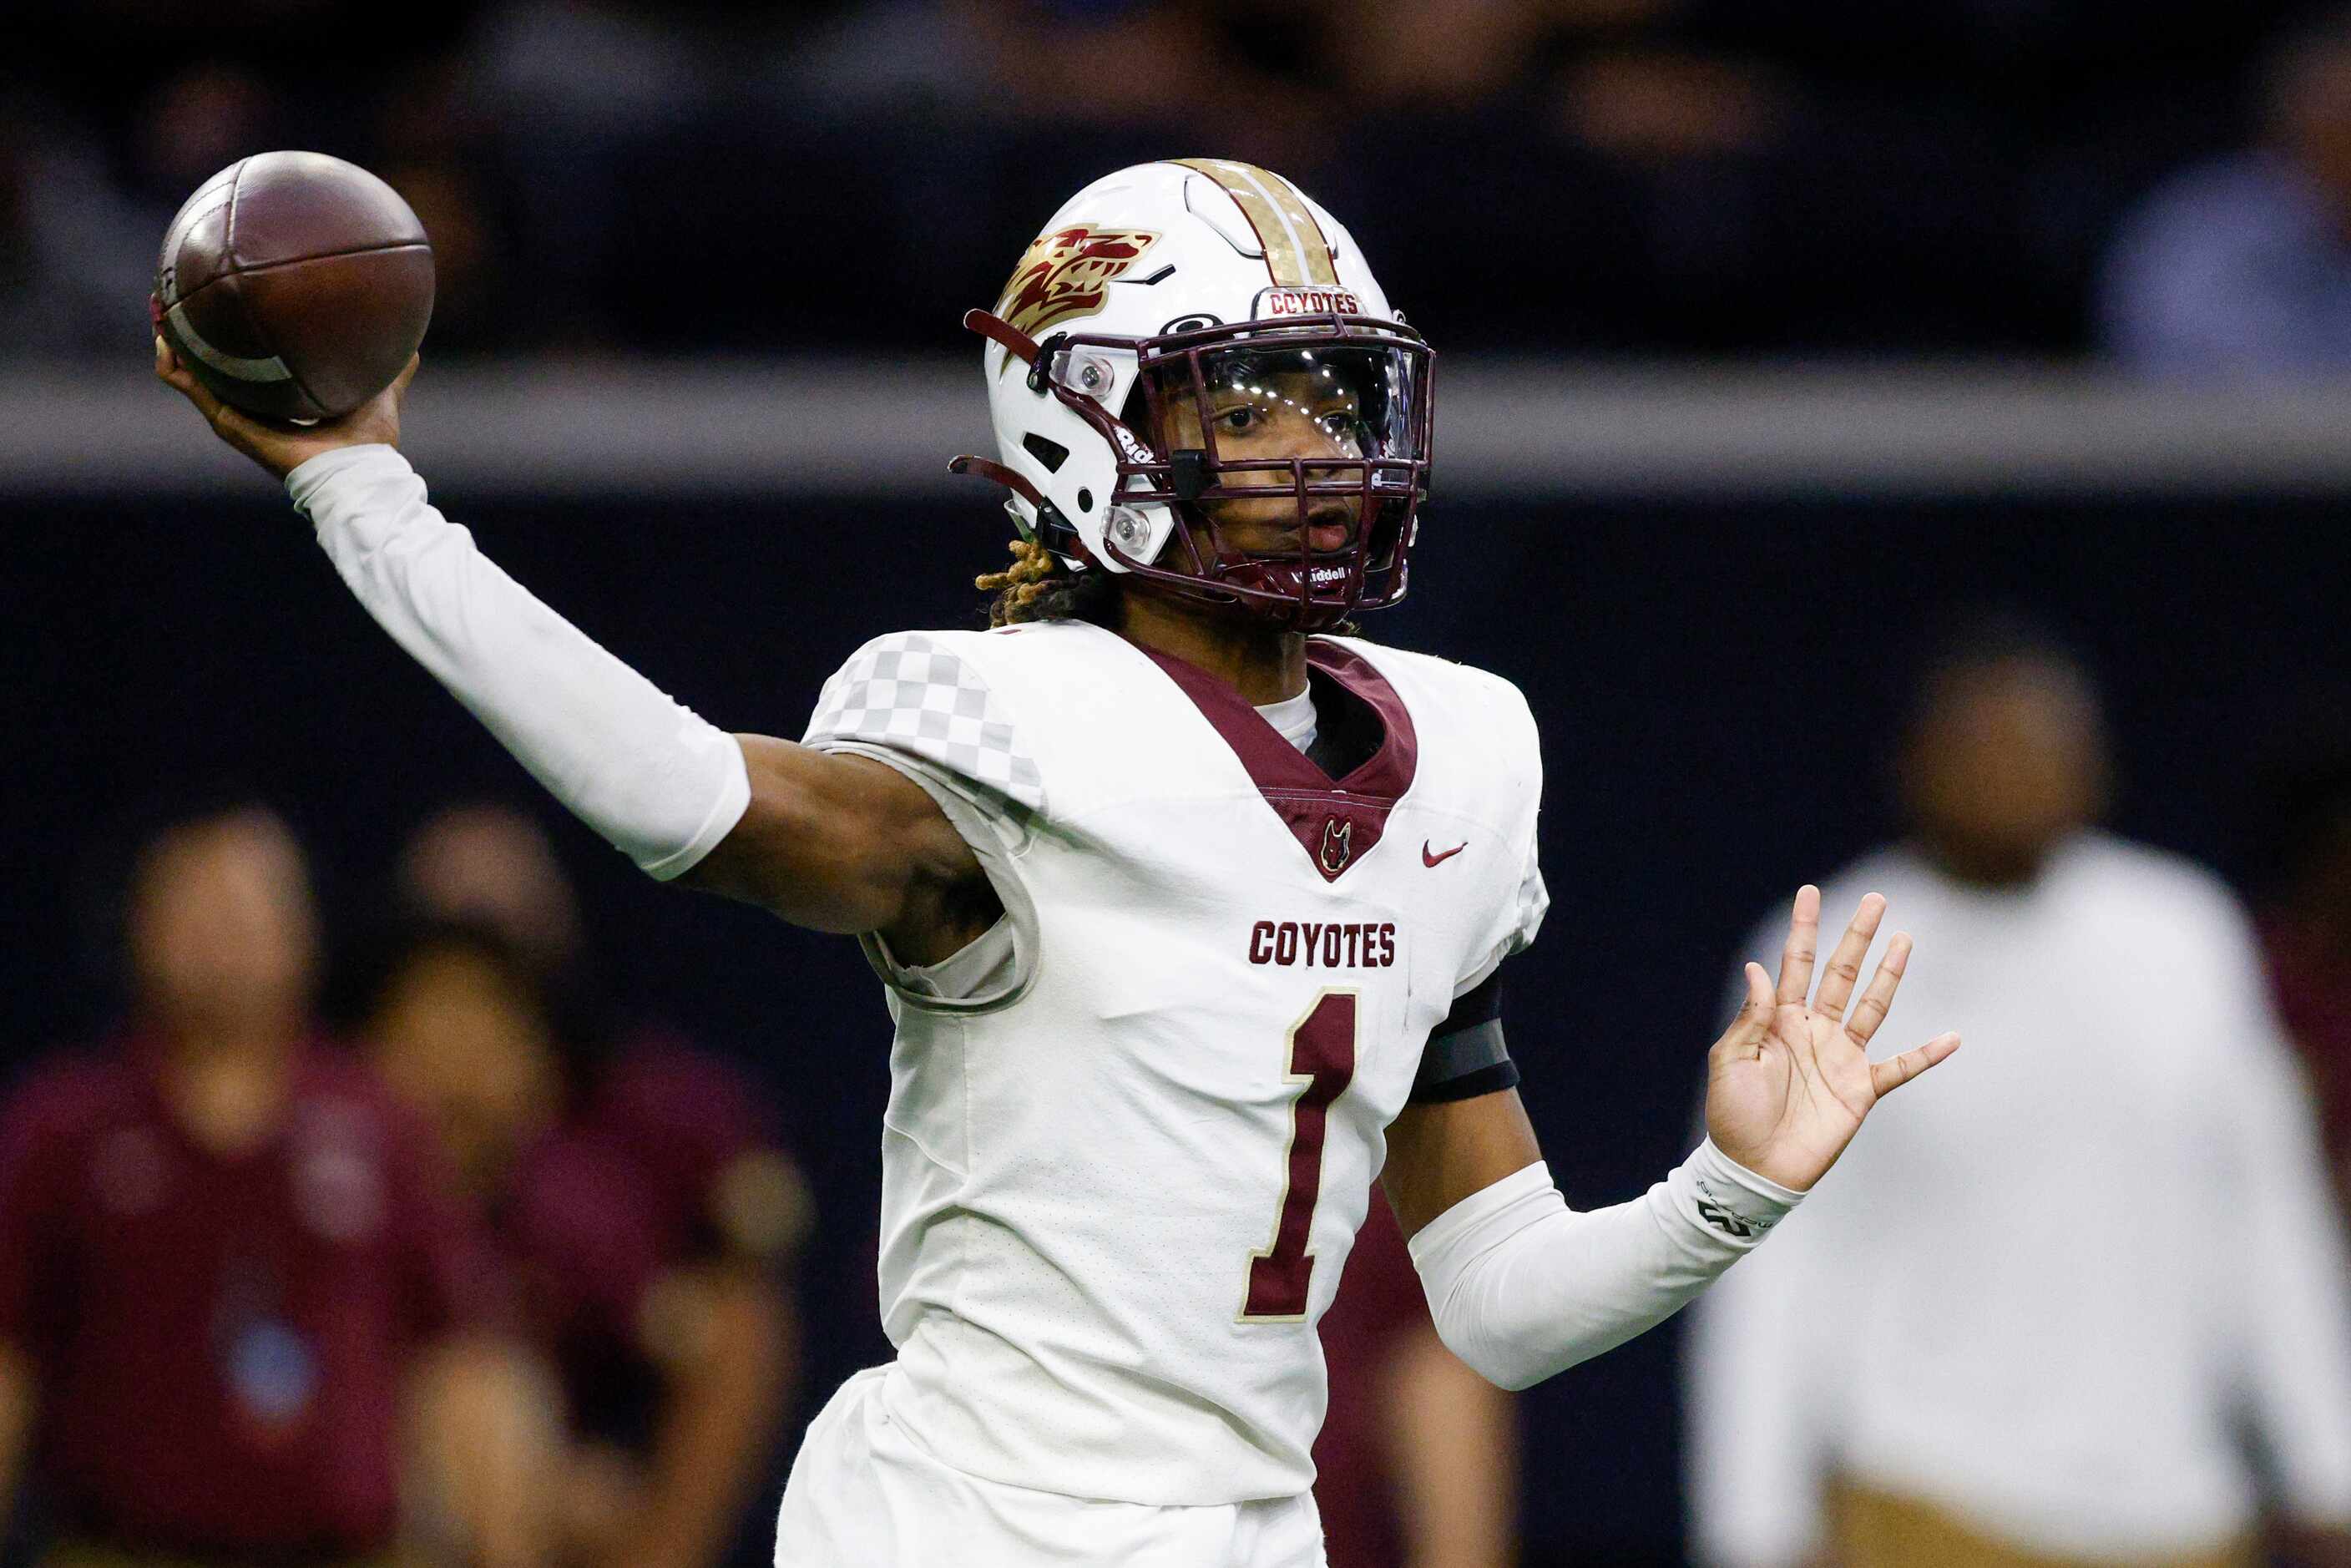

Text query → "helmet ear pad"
[988,336,1181,576]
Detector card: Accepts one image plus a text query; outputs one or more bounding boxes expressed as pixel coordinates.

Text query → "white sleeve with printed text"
[1408,1141,1800,1392]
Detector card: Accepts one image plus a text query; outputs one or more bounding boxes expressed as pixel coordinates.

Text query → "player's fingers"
[1775,884,1823,1006]
[1711,963,1776,1060]
[154,336,202,398]
[1869,1032,1960,1099]
[1811,893,1886,1024]
[209,402,270,446]
[1843,931,1913,1046]
[156,337,229,423]
[168,370,270,453]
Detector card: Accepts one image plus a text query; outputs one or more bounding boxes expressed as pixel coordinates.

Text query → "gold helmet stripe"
[1173,159,1340,288]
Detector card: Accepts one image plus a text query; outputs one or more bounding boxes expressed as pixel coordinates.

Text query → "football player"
[159,159,1959,1567]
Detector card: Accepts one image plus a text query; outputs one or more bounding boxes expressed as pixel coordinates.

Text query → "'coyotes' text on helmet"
[951,159,1433,632]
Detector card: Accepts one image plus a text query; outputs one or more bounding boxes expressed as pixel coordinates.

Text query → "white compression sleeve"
[1408,1141,1802,1391]
[287,444,751,880]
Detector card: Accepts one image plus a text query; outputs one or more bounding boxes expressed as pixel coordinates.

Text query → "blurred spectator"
[395,805,586,982]
[0,0,2327,357]
[1329,0,1662,109]
[1314,1191,1518,1568]
[3,93,181,356]
[376,805,806,1568]
[2098,6,2351,376]
[2257,744,2351,1209]
[371,56,508,352]
[0,803,552,1568]
[1685,627,2351,1568]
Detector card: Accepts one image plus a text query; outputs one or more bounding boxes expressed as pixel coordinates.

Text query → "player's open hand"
[154,332,417,481]
[1703,887,1959,1191]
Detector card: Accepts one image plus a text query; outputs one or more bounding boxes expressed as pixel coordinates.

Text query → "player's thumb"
[1711,963,1774,1059]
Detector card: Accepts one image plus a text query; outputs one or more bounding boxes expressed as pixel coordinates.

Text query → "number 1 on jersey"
[1241,990,1359,1323]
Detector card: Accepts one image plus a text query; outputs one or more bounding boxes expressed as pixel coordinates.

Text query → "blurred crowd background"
[6,0,2351,368]
[9,3,2351,1567]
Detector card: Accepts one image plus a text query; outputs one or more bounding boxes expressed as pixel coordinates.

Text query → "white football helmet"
[952,159,1433,630]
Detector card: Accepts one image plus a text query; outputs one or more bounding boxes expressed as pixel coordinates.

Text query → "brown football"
[154,151,433,422]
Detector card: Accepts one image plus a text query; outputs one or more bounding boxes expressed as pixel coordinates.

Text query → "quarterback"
[159,159,1958,1565]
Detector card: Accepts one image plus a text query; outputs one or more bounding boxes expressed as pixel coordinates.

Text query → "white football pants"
[774,1367,1329,1568]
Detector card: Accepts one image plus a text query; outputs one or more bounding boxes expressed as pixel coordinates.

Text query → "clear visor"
[1145,341,1424,473]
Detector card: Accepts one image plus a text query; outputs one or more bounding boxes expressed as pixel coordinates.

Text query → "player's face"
[1154,355,1373,556]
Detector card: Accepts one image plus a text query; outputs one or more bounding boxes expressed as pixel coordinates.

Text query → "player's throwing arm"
[153,339,991,958]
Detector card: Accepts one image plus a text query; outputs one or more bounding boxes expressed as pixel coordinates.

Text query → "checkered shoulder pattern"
[801,632,1045,817]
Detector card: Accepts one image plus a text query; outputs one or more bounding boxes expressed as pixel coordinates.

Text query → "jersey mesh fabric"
[800,621,1544,1505]
[805,633,1044,820]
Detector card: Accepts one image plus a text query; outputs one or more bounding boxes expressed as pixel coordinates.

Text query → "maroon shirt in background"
[503,1038,789,1443]
[2266,915,2351,1179]
[1314,1193,1432,1568]
[0,1042,503,1556]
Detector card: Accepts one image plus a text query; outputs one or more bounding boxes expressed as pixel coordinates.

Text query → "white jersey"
[801,619,1546,1505]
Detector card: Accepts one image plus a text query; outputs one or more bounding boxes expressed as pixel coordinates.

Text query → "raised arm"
[156,341,990,958]
[1384,889,1957,1391]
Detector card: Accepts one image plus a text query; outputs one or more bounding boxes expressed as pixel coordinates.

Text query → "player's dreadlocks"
[976,535,1123,629]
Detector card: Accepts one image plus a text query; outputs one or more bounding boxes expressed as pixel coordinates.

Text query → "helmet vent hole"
[1076,488,1095,513]
[1023,433,1069,473]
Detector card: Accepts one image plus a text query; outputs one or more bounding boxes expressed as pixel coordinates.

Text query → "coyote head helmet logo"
[997,225,1160,339]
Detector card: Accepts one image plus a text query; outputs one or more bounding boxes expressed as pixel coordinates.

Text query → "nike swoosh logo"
[1423,840,1468,867]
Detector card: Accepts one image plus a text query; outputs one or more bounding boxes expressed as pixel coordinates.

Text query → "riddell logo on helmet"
[998,226,1161,338]
[1110,424,1155,466]
[1256,287,1363,319]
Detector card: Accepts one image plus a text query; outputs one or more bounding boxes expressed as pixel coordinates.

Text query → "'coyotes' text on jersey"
[801,620,1545,1505]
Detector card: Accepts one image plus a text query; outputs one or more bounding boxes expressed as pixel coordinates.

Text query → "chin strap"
[953,306,1134,579]
[963,309,1040,367]
[948,454,1100,572]
[947,453,1046,512]
[952,311,1054,519]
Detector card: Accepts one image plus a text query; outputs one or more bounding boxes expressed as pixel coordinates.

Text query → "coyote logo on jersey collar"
[1318,817,1354,875]
[997,225,1161,339]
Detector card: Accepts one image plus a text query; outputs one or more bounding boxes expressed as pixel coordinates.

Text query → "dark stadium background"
[4,488,2347,1564]
[10,0,2351,1559]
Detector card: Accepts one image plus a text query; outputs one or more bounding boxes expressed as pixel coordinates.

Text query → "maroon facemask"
[957,310,1435,632]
